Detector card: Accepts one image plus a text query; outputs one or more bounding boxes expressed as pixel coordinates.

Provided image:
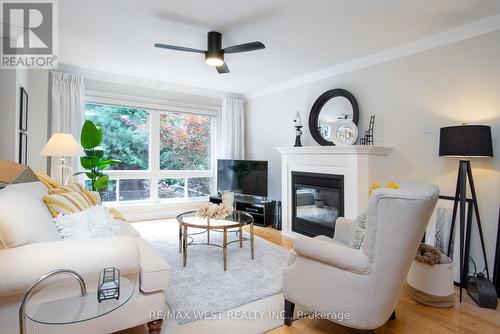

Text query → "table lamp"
[40,133,83,185]
[439,124,493,302]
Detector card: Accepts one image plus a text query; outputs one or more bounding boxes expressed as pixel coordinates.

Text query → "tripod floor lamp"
[439,125,493,302]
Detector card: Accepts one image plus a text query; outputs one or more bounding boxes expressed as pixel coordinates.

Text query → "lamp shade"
[439,125,493,158]
[40,133,84,157]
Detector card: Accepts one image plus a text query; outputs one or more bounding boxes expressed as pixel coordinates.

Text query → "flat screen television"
[217,159,268,197]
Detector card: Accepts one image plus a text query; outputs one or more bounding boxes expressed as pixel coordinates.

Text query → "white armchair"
[283,181,439,331]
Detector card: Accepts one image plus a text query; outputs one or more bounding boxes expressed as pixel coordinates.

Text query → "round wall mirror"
[308,88,359,146]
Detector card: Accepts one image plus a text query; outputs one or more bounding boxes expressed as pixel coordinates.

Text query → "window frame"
[85,91,218,204]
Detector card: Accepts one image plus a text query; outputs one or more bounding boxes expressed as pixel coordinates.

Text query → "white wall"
[26,70,50,171]
[246,30,500,273]
[0,68,50,171]
[85,79,221,107]
[0,69,17,162]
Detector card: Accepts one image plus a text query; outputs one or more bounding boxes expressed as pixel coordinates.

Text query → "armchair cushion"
[293,236,371,274]
[332,217,355,245]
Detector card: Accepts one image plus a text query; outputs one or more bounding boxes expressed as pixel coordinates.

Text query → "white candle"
[295,110,301,126]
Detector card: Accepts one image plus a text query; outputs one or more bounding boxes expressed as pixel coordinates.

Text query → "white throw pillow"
[0,182,61,248]
[348,211,367,249]
[54,206,121,240]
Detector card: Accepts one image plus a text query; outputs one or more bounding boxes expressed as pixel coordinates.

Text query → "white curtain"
[49,71,85,180]
[218,97,245,160]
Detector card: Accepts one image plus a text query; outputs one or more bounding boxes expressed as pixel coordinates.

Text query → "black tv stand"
[209,195,274,227]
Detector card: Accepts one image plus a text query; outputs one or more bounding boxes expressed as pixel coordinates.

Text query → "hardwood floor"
[122,221,500,334]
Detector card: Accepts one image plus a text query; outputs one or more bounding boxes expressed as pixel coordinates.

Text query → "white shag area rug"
[132,221,288,325]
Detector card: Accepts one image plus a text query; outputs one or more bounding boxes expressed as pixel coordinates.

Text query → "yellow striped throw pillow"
[43,191,95,217]
[48,183,99,206]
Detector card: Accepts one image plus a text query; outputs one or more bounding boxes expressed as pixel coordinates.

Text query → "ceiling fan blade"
[154,43,205,54]
[216,63,230,74]
[223,42,265,54]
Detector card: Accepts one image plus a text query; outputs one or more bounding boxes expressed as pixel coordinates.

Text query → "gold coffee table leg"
[223,227,228,271]
[182,224,187,267]
[178,221,182,253]
[250,222,254,260]
[207,217,210,244]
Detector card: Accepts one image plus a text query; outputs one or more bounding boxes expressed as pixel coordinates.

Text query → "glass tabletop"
[25,276,135,325]
[177,210,254,228]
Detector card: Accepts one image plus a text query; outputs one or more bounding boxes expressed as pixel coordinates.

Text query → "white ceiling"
[58,0,500,96]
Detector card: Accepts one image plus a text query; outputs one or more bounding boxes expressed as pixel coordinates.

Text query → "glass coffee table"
[22,274,135,332]
[176,210,254,271]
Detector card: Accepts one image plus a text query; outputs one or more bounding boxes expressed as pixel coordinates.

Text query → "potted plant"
[74,120,121,191]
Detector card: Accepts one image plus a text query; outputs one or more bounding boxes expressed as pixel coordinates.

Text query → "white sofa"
[0,180,170,334]
[283,181,439,331]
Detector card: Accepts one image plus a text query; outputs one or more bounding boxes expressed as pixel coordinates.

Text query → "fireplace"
[292,171,344,238]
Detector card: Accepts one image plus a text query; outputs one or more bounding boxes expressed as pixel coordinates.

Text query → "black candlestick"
[294,126,303,147]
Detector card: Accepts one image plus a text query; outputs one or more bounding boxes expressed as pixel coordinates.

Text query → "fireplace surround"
[277,145,392,238]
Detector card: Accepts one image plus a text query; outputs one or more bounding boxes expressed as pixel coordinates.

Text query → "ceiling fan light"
[205,57,224,67]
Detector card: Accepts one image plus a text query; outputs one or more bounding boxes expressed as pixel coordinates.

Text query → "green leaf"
[94,175,109,190]
[93,147,104,158]
[72,171,86,176]
[96,126,103,146]
[80,156,100,169]
[80,121,101,149]
[85,172,97,179]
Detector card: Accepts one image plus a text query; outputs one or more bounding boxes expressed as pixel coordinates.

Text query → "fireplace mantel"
[276,145,392,156]
[277,145,393,239]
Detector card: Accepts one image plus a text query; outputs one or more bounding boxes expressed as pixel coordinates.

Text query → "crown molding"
[56,64,244,100]
[245,13,500,100]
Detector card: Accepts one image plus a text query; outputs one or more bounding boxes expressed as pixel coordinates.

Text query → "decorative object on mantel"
[330,119,358,146]
[359,115,375,145]
[308,88,359,146]
[197,202,233,219]
[98,267,120,302]
[293,110,303,147]
[438,124,493,303]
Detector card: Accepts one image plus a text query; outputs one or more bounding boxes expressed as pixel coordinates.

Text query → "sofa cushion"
[136,238,170,292]
[0,182,61,248]
[34,170,60,189]
[43,191,95,217]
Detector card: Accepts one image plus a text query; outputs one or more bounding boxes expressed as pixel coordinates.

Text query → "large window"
[84,99,215,203]
[86,103,149,170]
